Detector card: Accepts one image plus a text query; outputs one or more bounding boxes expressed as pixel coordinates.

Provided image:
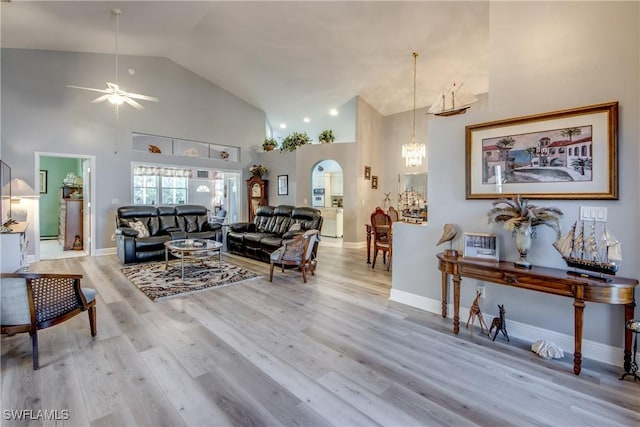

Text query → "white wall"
[1,49,266,252]
[393,1,639,350]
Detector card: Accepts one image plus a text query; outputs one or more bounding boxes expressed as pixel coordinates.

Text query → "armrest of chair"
[282,230,304,240]
[115,226,138,237]
[229,222,255,233]
[166,228,187,240]
[200,222,222,232]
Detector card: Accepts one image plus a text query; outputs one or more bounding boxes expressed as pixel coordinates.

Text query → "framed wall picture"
[371,175,378,189]
[277,174,288,196]
[465,102,618,200]
[39,170,47,194]
[364,166,371,180]
[463,232,499,261]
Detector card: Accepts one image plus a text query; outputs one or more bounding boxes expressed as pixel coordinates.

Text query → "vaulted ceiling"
[1,1,489,131]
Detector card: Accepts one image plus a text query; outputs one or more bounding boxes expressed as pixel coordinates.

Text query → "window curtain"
[134,166,192,178]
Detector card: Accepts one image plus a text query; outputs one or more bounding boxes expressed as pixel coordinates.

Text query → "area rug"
[120,260,260,301]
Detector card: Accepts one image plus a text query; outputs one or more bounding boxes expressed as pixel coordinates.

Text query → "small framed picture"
[463,232,499,261]
[277,174,288,196]
[371,175,378,189]
[39,170,47,194]
[364,166,371,180]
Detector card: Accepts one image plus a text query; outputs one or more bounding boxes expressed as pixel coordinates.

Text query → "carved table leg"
[624,302,636,372]
[441,271,448,318]
[573,298,585,375]
[453,275,461,335]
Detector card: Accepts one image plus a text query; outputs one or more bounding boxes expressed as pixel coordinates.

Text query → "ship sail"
[585,222,598,260]
[428,82,478,116]
[600,227,622,262]
[573,221,584,259]
[552,222,575,258]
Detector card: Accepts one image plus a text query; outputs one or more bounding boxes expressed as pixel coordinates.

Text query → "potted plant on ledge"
[318,129,335,144]
[262,137,277,152]
[249,164,268,178]
[280,131,311,152]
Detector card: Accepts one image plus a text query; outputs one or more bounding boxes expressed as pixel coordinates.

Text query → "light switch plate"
[579,206,607,222]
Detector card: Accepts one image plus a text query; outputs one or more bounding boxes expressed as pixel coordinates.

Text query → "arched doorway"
[311,159,343,244]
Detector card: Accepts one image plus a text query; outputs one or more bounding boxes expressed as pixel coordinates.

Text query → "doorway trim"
[34,152,97,261]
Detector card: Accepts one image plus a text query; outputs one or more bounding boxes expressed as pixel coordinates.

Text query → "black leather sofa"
[115,205,222,264]
[227,205,323,263]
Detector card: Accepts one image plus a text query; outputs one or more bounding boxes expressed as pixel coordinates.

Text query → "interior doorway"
[35,153,95,261]
[311,159,343,246]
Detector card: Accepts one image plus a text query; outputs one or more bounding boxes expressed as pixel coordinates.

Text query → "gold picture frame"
[465,102,618,200]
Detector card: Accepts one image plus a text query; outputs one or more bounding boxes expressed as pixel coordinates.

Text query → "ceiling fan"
[67,9,158,110]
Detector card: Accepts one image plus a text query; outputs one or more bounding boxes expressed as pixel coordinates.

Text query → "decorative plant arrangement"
[318,129,335,144]
[487,195,563,268]
[262,137,277,151]
[249,164,268,177]
[280,132,311,152]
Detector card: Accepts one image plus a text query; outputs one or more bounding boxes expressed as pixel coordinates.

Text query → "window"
[133,166,189,205]
[133,175,158,204]
[131,163,241,224]
[161,176,188,204]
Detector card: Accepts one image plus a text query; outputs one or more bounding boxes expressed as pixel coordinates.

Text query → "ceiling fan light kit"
[66,8,158,110]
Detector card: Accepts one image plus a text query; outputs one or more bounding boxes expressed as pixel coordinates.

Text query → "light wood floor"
[2,246,639,426]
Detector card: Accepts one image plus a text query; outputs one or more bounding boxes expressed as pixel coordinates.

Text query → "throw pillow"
[289,222,302,232]
[128,220,150,238]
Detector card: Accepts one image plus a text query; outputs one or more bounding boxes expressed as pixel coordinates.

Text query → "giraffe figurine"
[466,290,489,335]
[489,304,510,342]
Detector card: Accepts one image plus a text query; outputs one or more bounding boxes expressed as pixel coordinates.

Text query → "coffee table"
[164,239,223,280]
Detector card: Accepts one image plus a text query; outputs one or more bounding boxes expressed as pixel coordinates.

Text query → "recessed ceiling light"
[303,117,310,123]
[280,123,287,129]
[329,109,338,116]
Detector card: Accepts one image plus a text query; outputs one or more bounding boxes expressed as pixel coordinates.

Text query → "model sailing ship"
[552,220,622,279]
[427,82,479,116]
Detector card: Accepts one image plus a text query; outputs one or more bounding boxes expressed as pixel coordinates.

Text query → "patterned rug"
[120,259,260,301]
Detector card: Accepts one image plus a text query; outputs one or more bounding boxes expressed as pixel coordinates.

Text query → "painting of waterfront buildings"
[481,125,593,184]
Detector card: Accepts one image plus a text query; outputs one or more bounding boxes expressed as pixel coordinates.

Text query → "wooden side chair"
[370,211,392,270]
[269,229,319,283]
[0,273,97,370]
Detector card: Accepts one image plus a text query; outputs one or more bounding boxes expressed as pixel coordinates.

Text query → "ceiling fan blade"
[124,97,145,110]
[91,94,110,104]
[127,92,159,102]
[66,85,110,94]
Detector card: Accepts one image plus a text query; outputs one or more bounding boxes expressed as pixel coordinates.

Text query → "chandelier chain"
[412,52,418,141]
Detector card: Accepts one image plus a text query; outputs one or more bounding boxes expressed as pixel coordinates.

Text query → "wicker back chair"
[269,229,319,283]
[0,273,97,369]
[370,211,392,270]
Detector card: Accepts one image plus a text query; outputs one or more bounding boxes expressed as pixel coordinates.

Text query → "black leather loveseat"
[227,205,323,263]
[115,205,222,264]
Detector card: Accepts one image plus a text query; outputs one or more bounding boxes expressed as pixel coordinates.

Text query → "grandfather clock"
[247,176,268,222]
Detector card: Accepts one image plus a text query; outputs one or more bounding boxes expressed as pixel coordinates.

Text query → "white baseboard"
[94,247,117,256]
[342,241,366,249]
[389,288,624,368]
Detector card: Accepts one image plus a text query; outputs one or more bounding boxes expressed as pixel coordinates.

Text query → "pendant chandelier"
[402,52,426,167]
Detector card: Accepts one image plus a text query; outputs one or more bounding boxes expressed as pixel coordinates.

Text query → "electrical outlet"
[476,285,485,299]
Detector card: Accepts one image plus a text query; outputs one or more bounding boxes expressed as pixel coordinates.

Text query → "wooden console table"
[437,253,638,375]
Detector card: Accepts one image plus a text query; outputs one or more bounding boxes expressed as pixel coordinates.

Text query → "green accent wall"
[39,156,81,238]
